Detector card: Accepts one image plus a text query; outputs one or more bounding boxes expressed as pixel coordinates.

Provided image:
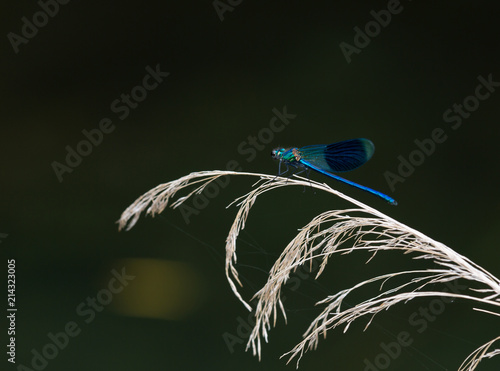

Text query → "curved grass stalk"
[118,170,500,370]
[458,336,500,371]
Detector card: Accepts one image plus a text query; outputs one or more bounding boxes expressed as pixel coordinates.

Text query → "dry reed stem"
[459,336,500,371]
[118,170,500,370]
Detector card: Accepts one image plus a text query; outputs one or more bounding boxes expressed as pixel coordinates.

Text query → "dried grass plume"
[118,170,500,370]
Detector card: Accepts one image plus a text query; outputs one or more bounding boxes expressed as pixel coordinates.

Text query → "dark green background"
[2,1,500,370]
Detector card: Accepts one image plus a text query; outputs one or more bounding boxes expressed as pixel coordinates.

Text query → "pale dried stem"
[458,336,500,371]
[118,170,500,370]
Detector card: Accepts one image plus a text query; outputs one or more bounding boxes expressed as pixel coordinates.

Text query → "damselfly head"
[271,148,284,160]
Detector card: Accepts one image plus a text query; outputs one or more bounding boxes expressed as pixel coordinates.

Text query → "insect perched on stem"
[271,138,397,205]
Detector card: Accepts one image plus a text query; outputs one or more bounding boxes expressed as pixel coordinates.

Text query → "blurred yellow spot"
[110,258,205,320]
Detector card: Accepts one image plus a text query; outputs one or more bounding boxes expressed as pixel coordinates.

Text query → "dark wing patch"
[298,138,374,173]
